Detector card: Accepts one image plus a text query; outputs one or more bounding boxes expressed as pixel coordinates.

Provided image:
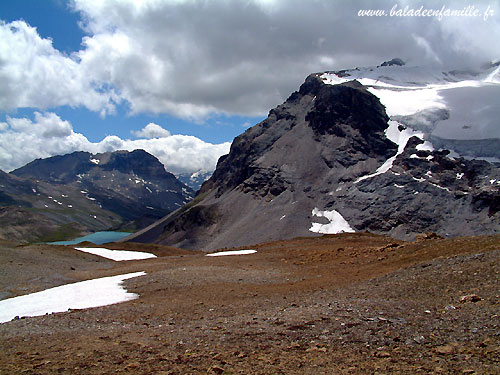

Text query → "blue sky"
[0,0,498,174]
[0,0,261,144]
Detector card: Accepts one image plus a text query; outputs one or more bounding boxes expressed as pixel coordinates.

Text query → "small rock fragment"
[459,294,481,303]
[435,344,456,355]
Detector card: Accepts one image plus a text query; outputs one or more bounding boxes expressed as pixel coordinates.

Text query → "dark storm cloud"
[2,0,499,117]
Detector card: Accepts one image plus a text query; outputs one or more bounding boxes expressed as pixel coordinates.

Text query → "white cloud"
[132,123,171,138]
[1,0,499,120]
[69,0,499,118]
[0,20,117,115]
[0,112,230,174]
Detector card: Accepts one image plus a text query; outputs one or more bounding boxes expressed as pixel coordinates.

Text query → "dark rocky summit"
[1,150,194,242]
[126,75,500,250]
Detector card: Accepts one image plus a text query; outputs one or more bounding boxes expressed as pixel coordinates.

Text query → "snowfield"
[0,272,146,324]
[309,208,355,234]
[206,250,257,257]
[74,247,157,261]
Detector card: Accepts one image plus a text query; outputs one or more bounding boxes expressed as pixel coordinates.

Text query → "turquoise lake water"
[49,231,132,245]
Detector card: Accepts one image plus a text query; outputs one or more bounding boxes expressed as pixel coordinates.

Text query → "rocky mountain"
[127,62,500,250]
[0,150,194,242]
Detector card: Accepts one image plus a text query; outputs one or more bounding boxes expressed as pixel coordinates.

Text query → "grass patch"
[35,223,83,243]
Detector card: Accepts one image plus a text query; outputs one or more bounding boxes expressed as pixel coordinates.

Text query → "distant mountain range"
[127,60,500,250]
[0,150,194,243]
[176,170,213,191]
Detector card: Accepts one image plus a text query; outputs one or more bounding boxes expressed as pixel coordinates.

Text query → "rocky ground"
[0,232,499,374]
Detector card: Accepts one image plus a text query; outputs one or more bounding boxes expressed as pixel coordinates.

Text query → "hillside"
[0,150,194,242]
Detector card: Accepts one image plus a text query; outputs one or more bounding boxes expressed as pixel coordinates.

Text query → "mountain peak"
[128,67,500,250]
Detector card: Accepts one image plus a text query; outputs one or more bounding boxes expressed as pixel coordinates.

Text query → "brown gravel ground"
[0,232,499,374]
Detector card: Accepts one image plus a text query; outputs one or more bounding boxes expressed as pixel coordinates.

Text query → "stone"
[434,344,456,355]
[459,294,482,303]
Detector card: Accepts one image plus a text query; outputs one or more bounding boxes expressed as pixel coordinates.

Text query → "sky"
[0,0,499,174]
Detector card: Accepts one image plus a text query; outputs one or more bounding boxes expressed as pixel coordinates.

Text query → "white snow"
[412,176,426,183]
[416,141,434,152]
[309,208,355,234]
[429,183,451,192]
[355,121,425,183]
[74,247,156,261]
[456,173,464,180]
[206,250,257,257]
[321,64,500,141]
[484,65,500,84]
[31,188,36,193]
[280,215,286,220]
[0,272,145,324]
[90,158,100,164]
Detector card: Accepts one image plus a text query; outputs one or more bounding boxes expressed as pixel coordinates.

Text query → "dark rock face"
[1,150,194,242]
[339,137,500,238]
[128,75,500,251]
[201,77,396,197]
[380,58,405,67]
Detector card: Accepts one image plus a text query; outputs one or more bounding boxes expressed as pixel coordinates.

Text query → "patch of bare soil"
[1,233,499,374]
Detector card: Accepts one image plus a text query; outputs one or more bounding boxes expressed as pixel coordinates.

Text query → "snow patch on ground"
[90,158,100,164]
[74,247,157,261]
[206,250,257,257]
[309,208,355,234]
[0,272,146,324]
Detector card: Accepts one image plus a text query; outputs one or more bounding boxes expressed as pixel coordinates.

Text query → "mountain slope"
[127,66,500,250]
[1,150,194,242]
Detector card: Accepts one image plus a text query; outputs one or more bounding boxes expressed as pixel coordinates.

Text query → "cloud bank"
[1,0,498,120]
[0,112,230,174]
